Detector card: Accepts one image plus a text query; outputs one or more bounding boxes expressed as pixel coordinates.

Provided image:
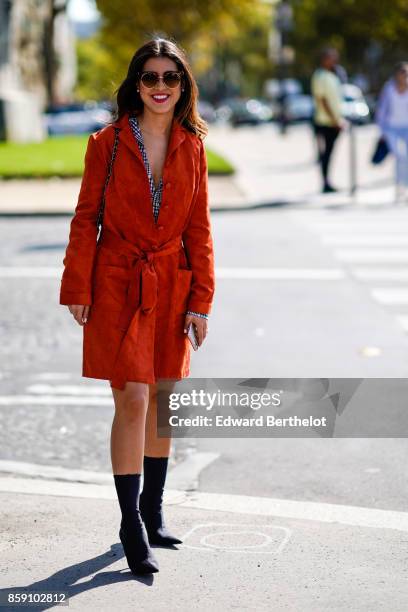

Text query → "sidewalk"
[0,175,247,215]
[1,472,408,611]
[204,122,402,210]
[0,123,402,216]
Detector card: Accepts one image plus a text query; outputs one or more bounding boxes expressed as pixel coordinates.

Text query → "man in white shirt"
[311,47,345,193]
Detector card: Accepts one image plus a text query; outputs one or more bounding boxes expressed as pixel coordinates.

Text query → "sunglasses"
[138,70,184,89]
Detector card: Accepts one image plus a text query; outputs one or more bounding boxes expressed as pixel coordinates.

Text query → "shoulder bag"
[371,136,389,165]
[96,126,120,242]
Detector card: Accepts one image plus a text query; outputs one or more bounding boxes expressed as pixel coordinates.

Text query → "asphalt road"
[1,197,408,507]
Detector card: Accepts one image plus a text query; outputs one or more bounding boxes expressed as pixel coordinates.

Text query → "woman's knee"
[113,382,149,423]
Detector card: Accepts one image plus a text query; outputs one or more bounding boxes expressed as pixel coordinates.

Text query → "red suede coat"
[59,110,215,390]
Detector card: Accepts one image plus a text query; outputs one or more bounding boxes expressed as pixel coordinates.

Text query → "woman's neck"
[138,108,174,136]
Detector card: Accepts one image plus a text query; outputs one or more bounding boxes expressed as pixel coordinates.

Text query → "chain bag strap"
[96,126,120,243]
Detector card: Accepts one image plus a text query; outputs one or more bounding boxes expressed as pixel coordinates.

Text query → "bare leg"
[144,381,176,458]
[110,381,149,474]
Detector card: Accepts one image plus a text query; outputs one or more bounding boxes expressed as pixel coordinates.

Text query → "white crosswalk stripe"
[334,249,408,263]
[0,266,345,280]
[322,235,408,246]
[0,375,112,407]
[0,395,112,406]
[396,315,408,332]
[352,268,408,281]
[371,289,408,305]
[292,209,408,335]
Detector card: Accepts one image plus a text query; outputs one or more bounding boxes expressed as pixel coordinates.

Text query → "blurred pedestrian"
[375,62,408,200]
[278,89,289,134]
[311,47,346,193]
[59,37,215,575]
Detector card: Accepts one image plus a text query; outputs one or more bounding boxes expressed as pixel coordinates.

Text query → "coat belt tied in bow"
[97,228,183,331]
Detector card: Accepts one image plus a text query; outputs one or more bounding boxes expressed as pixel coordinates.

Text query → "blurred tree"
[44,0,68,104]
[75,34,114,101]
[9,0,72,107]
[291,0,408,91]
[74,0,271,102]
[207,8,272,100]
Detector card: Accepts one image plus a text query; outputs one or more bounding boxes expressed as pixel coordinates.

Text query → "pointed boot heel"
[119,520,159,575]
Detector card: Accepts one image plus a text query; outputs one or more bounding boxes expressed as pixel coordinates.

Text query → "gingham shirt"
[129,115,208,321]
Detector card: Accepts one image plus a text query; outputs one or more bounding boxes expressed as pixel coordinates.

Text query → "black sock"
[113,473,160,573]
[139,456,182,545]
[141,456,168,508]
[113,473,142,530]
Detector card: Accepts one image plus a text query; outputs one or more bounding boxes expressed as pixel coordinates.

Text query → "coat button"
[163,204,169,209]
[151,245,158,251]
[166,182,171,189]
[157,225,164,230]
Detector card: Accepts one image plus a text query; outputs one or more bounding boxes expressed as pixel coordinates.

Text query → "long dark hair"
[112,36,208,140]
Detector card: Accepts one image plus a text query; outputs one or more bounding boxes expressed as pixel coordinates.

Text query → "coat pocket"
[92,264,130,311]
[173,268,193,315]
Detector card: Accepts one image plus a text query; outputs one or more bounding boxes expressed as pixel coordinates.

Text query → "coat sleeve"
[59,132,107,306]
[182,138,215,316]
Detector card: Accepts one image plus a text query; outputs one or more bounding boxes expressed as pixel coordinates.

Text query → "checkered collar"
[128,115,143,145]
[113,111,186,163]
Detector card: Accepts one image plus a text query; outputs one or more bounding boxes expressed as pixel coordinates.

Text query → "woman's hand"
[67,305,91,326]
[184,313,208,346]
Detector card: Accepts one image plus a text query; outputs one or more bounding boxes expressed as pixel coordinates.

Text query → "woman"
[376,62,408,200]
[59,37,215,575]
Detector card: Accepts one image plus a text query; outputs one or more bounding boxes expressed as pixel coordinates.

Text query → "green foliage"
[206,149,234,175]
[0,135,90,178]
[89,0,272,100]
[75,35,119,102]
[72,0,408,103]
[291,0,408,88]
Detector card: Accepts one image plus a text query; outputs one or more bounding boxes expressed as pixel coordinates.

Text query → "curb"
[0,175,248,216]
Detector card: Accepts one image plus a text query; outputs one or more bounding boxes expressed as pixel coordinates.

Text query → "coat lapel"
[111,111,186,165]
[165,116,186,162]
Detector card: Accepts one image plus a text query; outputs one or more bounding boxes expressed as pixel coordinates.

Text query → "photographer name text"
[167,415,327,428]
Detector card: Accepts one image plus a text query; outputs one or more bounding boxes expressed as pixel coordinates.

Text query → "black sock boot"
[113,473,159,574]
[139,456,183,546]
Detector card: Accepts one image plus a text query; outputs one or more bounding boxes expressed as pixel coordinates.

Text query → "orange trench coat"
[59,110,215,390]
